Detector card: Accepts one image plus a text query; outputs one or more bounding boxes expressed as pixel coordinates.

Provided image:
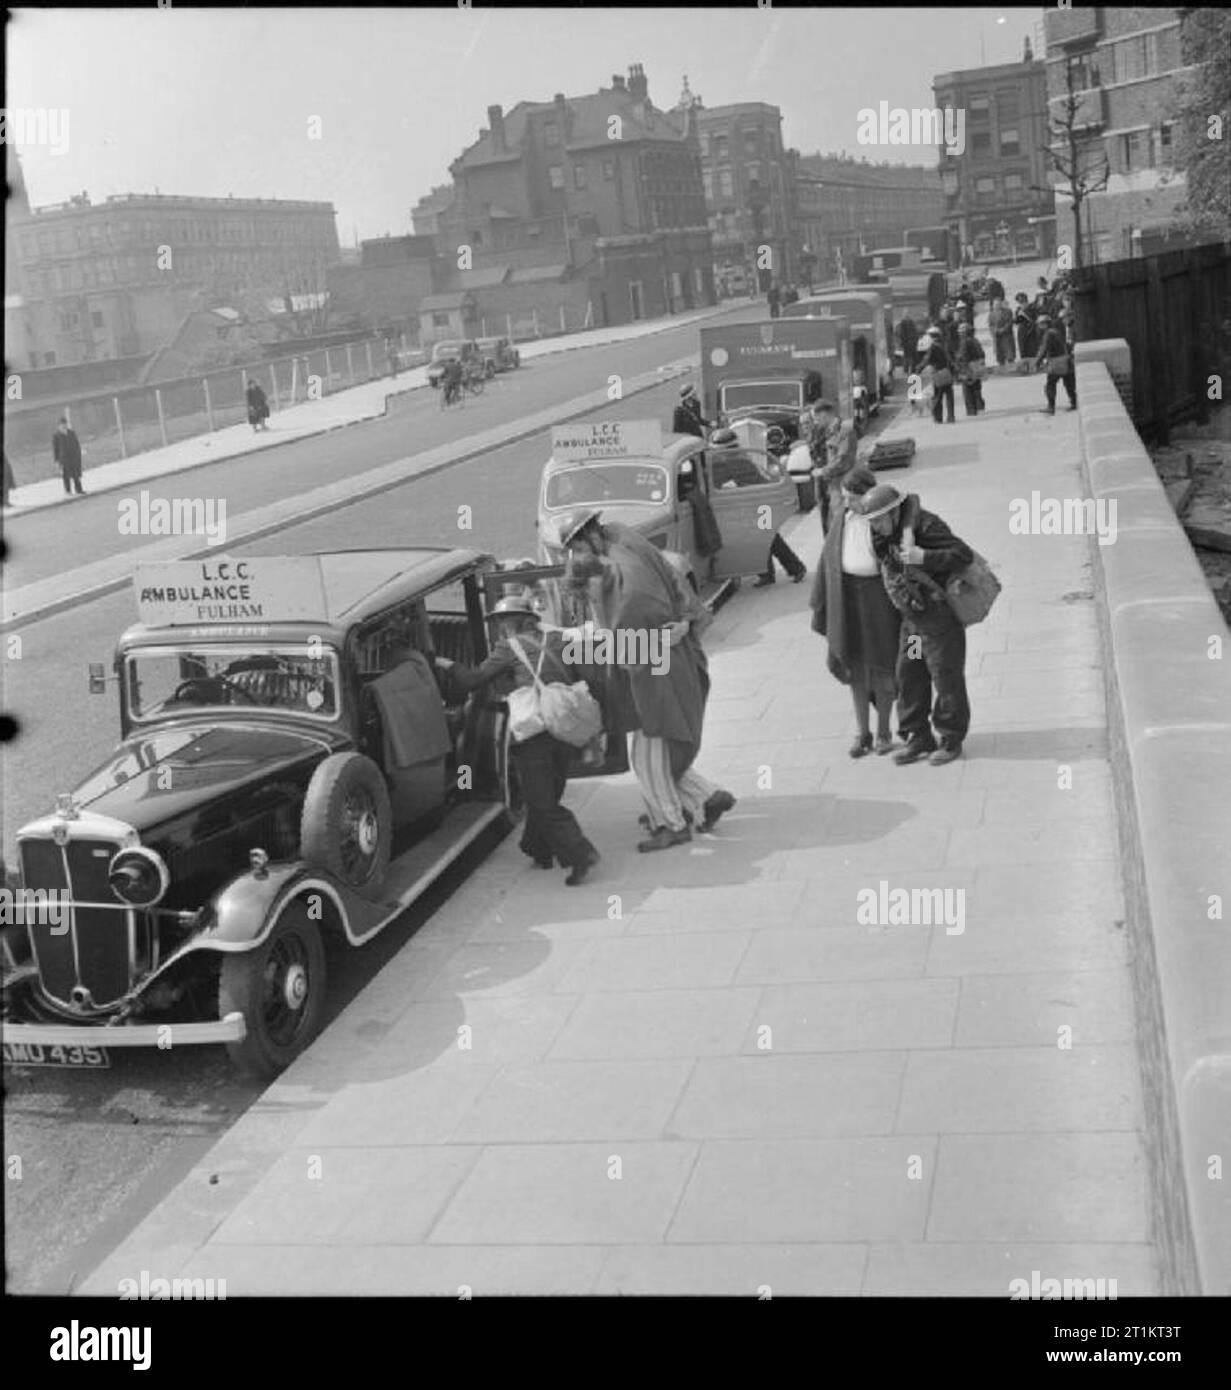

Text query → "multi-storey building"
[4,153,339,369]
[429,63,714,328]
[410,185,455,238]
[676,83,798,289]
[1042,6,1192,263]
[933,46,1055,263]
[794,155,946,281]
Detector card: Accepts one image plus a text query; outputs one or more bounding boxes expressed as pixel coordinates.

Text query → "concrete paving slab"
[862,1240,1159,1297]
[546,988,763,1061]
[954,970,1137,1047]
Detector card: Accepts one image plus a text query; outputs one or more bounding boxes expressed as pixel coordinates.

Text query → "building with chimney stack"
[417,63,714,336]
[674,80,799,292]
[933,45,1054,263]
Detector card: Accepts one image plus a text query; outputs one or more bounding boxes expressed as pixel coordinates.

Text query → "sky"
[7,6,1043,246]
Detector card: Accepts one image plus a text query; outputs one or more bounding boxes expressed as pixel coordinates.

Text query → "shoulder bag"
[944,549,1002,626]
[508,637,603,748]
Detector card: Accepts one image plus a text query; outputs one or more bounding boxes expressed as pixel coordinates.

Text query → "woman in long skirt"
[809,466,902,756]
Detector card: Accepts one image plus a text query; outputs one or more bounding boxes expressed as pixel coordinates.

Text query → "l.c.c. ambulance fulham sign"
[551,420,662,463]
[134,557,328,626]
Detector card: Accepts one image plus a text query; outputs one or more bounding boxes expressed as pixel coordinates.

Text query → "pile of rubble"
[1152,408,1231,626]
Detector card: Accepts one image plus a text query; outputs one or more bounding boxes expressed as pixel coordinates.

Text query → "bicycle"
[439,377,464,409]
[463,366,485,398]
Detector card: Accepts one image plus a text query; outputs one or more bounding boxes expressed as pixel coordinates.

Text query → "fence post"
[1144,256,1167,443]
[533,308,540,338]
[560,304,567,334]
[203,376,215,432]
[346,343,354,384]
[507,313,513,341]
[365,341,374,379]
[324,348,333,391]
[113,397,127,458]
[154,388,168,447]
[290,358,299,405]
[268,365,279,413]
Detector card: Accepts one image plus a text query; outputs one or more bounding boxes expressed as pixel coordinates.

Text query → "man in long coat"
[557,508,735,851]
[52,417,84,496]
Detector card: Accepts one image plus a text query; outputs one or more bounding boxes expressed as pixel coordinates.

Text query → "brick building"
[933,47,1055,263]
[675,81,798,290]
[422,63,715,332]
[1042,6,1191,263]
[794,155,946,282]
[4,152,339,369]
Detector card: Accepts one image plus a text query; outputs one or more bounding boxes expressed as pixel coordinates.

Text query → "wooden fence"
[1071,240,1231,443]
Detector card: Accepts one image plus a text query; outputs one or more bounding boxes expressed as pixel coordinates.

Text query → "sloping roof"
[456,88,690,171]
[508,263,569,284]
[457,266,510,289]
[419,292,471,311]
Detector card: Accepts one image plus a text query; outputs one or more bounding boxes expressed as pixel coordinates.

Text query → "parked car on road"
[427,339,483,388]
[1,549,536,1078]
[535,419,797,599]
[477,336,520,374]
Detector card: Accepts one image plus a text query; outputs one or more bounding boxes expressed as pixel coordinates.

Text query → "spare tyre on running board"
[300,752,392,900]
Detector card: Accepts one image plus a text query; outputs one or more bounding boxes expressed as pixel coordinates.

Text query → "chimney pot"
[487,103,506,151]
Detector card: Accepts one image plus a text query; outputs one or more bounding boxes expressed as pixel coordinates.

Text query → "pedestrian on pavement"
[1033,275,1056,321]
[557,508,735,851]
[810,467,901,757]
[810,400,858,535]
[988,296,1016,365]
[868,487,975,766]
[954,321,986,416]
[985,275,1005,307]
[1013,292,1036,361]
[939,303,961,361]
[919,328,956,425]
[245,377,270,432]
[957,281,976,322]
[707,428,806,586]
[672,383,710,438]
[767,282,781,319]
[52,417,85,496]
[2,450,15,508]
[896,312,919,377]
[435,596,601,885]
[1033,315,1077,414]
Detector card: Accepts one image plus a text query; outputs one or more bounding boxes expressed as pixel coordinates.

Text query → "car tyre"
[220,903,327,1078]
[300,752,391,900]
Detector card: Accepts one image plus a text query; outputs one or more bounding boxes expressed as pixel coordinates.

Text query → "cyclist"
[441,357,464,407]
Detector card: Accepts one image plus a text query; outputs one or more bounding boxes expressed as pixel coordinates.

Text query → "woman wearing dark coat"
[246,379,270,431]
[52,417,84,495]
[919,328,956,424]
[810,467,901,756]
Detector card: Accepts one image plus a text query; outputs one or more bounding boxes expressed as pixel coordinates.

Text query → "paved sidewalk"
[2,300,744,516]
[78,367,1159,1297]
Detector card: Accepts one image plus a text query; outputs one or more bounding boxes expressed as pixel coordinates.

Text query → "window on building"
[544,120,559,147]
[43,351,57,367]
[999,128,1020,157]
[469,228,483,245]
[1121,129,1150,172]
[714,135,729,160]
[746,161,761,184]
[1066,50,1101,90]
[971,130,992,156]
[574,164,587,188]
[1157,121,1175,165]
[743,130,759,153]
[91,310,104,327]
[969,95,990,116]
[975,176,997,202]
[548,165,564,190]
[997,90,1019,122]
[1004,172,1024,195]
[603,159,615,180]
[719,169,734,198]
[432,311,450,328]
[702,171,713,201]
[699,133,710,157]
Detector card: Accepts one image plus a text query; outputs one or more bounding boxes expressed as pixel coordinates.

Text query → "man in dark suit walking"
[672,384,710,438]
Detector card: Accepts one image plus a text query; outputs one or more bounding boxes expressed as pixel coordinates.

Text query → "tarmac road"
[4,300,836,1293]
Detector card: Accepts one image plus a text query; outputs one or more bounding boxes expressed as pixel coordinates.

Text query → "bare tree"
[1033,53,1110,268]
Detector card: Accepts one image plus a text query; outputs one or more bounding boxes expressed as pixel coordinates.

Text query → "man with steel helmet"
[435,592,599,885]
[557,509,735,850]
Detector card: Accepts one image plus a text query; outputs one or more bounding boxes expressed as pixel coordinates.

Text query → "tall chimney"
[487,103,505,151]
[612,73,625,91]
[1023,35,1033,62]
[627,63,648,100]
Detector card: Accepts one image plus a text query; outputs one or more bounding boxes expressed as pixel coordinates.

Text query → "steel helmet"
[485,595,540,623]
[554,506,603,548]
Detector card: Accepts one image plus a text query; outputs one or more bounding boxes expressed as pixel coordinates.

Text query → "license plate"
[2,1041,110,1068]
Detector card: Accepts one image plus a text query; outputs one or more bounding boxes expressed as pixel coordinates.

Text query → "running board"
[343,801,508,944]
